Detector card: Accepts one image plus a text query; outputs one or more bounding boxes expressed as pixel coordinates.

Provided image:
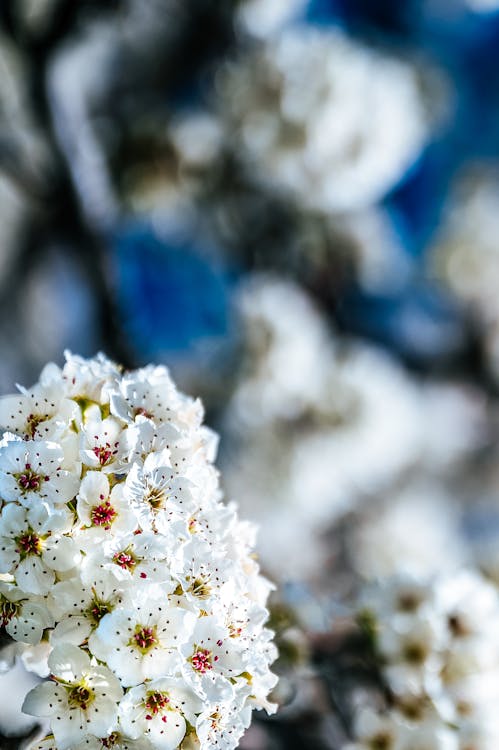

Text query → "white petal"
[146,711,186,750]
[48,643,90,681]
[106,646,145,687]
[1,503,26,535]
[52,711,86,750]
[0,472,21,502]
[157,608,196,647]
[85,698,119,737]
[43,536,81,572]
[7,602,53,645]
[0,538,19,572]
[22,681,66,717]
[16,556,55,595]
[142,648,180,680]
[51,616,93,646]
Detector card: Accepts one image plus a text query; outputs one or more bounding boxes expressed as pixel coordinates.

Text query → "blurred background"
[4,0,499,748]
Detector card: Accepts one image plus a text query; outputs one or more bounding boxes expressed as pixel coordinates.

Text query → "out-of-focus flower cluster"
[221,274,484,582]
[217,27,430,215]
[348,571,499,750]
[0,352,277,750]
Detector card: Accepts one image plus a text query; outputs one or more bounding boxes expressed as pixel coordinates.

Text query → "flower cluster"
[348,571,499,749]
[0,352,277,750]
[222,275,483,581]
[218,27,430,214]
[432,165,499,382]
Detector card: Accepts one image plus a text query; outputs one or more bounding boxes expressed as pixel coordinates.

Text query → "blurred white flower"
[350,482,467,580]
[354,569,499,749]
[223,276,480,580]
[235,0,307,39]
[432,166,499,380]
[218,27,430,213]
[343,707,404,750]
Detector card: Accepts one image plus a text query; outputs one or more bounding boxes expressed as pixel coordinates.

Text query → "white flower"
[49,573,125,647]
[91,599,196,686]
[0,438,79,508]
[23,644,123,750]
[343,707,404,750]
[0,375,78,441]
[123,420,182,466]
[109,367,179,425]
[0,581,53,644]
[119,678,202,750]
[170,538,234,611]
[80,531,173,588]
[180,616,248,702]
[218,28,430,214]
[31,733,152,750]
[76,472,136,538]
[80,416,126,473]
[196,700,252,750]
[124,452,196,534]
[0,502,80,594]
[351,483,467,580]
[61,351,121,403]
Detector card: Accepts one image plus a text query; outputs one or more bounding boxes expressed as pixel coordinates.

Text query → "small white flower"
[180,616,247,702]
[80,531,173,588]
[109,367,179,425]
[0,380,78,441]
[343,707,404,750]
[124,452,196,534]
[23,644,123,750]
[80,416,126,473]
[61,351,121,403]
[29,735,152,750]
[92,600,196,686]
[196,700,252,750]
[49,573,124,648]
[0,439,79,508]
[76,472,136,538]
[170,538,233,611]
[119,678,202,750]
[0,502,80,594]
[0,581,53,644]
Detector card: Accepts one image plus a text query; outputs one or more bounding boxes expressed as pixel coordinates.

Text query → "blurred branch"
[0,0,136,368]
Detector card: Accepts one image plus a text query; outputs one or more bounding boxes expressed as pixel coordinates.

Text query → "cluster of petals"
[346,571,499,750]
[0,352,277,750]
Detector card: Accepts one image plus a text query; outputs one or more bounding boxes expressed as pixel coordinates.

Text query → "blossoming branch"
[0,352,277,750]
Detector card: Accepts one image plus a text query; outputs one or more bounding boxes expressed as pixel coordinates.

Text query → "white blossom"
[76,471,136,538]
[0,580,53,644]
[119,678,202,750]
[0,502,80,594]
[23,644,123,750]
[218,28,430,214]
[353,570,499,750]
[0,352,277,750]
[0,439,79,508]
